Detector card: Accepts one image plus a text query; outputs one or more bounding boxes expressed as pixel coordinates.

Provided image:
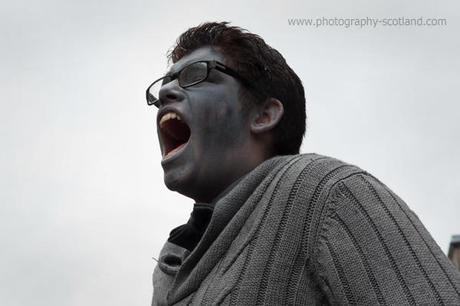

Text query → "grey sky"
[1,0,459,305]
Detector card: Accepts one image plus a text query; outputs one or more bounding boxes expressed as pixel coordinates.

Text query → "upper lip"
[157,105,188,130]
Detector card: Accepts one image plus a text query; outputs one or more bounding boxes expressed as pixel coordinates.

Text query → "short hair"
[168,21,306,155]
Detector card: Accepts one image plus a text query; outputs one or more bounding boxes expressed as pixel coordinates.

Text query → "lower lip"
[161,141,188,164]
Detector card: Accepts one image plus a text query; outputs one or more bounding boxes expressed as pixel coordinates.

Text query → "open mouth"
[159,112,191,159]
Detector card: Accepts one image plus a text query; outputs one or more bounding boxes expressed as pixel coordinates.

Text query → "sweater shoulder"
[280,153,368,191]
[267,153,369,258]
[312,172,460,304]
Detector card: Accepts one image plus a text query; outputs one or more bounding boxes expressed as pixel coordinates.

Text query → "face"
[155,46,255,203]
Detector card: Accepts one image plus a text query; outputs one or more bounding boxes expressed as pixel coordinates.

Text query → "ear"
[250,98,284,134]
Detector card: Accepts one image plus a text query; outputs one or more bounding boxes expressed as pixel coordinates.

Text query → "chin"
[164,170,186,191]
[163,168,195,197]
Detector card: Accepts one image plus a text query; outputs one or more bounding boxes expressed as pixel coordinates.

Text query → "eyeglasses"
[146,60,254,108]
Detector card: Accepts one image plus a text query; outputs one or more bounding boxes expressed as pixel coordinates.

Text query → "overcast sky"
[1,0,459,305]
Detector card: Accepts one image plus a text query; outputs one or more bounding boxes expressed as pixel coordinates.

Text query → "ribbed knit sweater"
[152,153,460,305]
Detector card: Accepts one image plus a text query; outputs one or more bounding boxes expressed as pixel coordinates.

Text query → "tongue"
[164,142,187,160]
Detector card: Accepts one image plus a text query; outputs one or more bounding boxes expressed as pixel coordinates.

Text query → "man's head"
[149,22,306,202]
[168,22,306,155]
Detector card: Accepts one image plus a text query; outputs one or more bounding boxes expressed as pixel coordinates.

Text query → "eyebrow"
[165,61,191,76]
[164,65,179,77]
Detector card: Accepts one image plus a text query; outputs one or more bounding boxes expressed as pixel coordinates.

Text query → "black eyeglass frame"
[146,60,257,108]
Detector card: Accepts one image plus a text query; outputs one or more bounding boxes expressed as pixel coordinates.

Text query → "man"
[147,22,460,305]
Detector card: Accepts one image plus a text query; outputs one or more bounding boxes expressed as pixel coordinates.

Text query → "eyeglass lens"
[147,62,209,106]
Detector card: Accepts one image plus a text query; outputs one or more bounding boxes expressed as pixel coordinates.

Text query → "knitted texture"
[152,153,460,305]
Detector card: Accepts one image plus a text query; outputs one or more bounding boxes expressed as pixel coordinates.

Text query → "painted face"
[156,46,253,203]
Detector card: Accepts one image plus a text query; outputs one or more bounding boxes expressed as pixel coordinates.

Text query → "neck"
[193,152,272,204]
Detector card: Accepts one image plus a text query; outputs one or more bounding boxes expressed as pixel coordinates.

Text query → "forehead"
[167,46,226,75]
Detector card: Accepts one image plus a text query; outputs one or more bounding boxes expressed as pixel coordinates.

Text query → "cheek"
[189,84,247,141]
[206,109,243,140]
[193,98,240,132]
[204,103,228,123]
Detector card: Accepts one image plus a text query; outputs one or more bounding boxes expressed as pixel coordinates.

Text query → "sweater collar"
[169,155,290,302]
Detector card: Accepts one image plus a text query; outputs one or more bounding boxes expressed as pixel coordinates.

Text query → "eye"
[179,62,208,86]
[205,69,223,83]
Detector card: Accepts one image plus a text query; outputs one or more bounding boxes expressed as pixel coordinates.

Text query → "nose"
[158,80,185,106]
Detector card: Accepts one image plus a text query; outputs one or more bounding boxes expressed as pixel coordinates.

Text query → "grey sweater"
[152,153,460,305]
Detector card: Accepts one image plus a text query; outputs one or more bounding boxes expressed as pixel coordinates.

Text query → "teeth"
[159,112,182,127]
